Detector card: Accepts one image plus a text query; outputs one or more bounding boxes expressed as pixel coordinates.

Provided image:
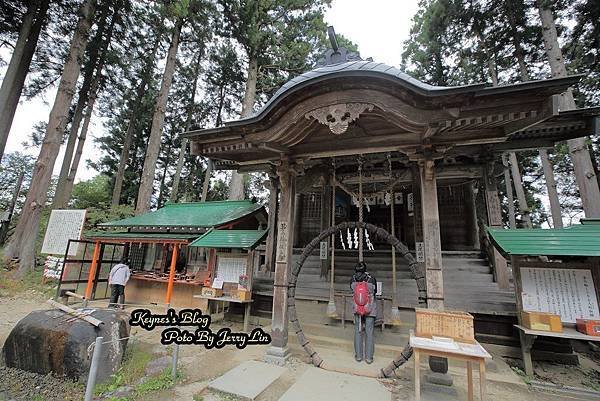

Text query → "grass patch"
[95,341,181,400]
[0,265,56,299]
[94,340,153,397]
[135,368,179,395]
[510,366,532,385]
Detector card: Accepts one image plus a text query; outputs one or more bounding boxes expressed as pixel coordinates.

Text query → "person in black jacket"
[350,261,377,363]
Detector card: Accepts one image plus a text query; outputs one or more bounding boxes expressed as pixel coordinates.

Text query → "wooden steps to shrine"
[253,248,517,316]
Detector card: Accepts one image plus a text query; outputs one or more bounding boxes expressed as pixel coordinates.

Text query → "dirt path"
[0,292,50,347]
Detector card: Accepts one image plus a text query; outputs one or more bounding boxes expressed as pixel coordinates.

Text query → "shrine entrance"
[288,221,425,377]
[183,30,597,369]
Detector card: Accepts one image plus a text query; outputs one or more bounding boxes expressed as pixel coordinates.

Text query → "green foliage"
[94,340,154,397]
[71,174,112,209]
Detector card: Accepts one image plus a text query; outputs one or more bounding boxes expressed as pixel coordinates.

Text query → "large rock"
[2,308,129,383]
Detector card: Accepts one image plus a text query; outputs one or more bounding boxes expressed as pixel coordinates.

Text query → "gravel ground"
[0,366,84,401]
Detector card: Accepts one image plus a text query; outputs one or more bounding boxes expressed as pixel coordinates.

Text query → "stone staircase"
[254,248,516,316]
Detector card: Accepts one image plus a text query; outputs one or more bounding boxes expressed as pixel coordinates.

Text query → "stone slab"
[208,360,286,400]
[278,366,391,401]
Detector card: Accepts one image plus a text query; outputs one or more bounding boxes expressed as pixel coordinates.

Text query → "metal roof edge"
[183,71,583,141]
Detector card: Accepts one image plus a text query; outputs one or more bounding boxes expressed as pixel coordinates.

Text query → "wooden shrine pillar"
[84,241,101,305]
[265,161,296,364]
[419,160,444,310]
[466,181,480,250]
[264,175,279,272]
[484,164,510,289]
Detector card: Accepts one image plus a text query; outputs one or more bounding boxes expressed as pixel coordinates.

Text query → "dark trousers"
[109,284,125,308]
[354,314,375,361]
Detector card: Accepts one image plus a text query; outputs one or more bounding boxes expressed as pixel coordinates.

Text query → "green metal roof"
[580,218,600,225]
[99,201,264,228]
[487,225,600,257]
[189,229,268,249]
[85,232,200,241]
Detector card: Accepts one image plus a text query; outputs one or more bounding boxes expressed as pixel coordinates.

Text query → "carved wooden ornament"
[305,103,374,135]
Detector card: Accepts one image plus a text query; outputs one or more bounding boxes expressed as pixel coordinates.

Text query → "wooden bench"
[514,325,600,376]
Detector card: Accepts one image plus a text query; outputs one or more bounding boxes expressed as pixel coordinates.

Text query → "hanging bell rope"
[358,156,364,262]
[327,159,337,317]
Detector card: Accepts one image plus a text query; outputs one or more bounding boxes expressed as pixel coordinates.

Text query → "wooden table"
[193,295,254,332]
[410,333,491,401]
[514,325,600,376]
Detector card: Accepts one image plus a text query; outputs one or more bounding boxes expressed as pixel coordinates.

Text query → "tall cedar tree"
[4,0,97,275]
[217,0,332,200]
[0,0,49,162]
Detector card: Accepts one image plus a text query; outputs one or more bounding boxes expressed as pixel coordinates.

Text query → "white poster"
[416,242,425,263]
[216,257,247,283]
[41,210,86,256]
[520,267,600,323]
[319,241,328,260]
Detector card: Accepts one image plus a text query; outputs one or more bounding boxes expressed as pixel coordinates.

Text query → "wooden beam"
[502,95,560,136]
[419,160,444,310]
[47,299,103,327]
[484,165,510,289]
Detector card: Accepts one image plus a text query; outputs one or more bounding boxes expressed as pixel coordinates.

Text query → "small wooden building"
[488,219,600,375]
[57,200,267,308]
[182,42,600,362]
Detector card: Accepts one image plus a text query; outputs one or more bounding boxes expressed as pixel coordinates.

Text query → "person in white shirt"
[108,258,131,309]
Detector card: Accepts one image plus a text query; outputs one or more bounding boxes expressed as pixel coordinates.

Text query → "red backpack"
[353,281,373,315]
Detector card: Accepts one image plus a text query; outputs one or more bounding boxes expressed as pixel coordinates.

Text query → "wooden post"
[264,176,279,272]
[484,164,510,289]
[467,181,480,250]
[539,149,563,228]
[502,154,517,229]
[165,243,178,306]
[84,241,101,303]
[419,160,444,310]
[509,152,532,228]
[265,160,296,364]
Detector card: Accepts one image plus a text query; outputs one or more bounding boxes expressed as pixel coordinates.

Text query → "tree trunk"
[62,81,99,201]
[157,141,172,208]
[506,2,563,226]
[509,152,533,227]
[3,0,96,276]
[537,0,600,217]
[170,52,202,202]
[53,2,116,209]
[0,0,49,163]
[502,154,517,229]
[201,158,213,202]
[229,55,258,201]
[0,170,25,245]
[539,149,563,228]
[135,19,183,215]
[111,34,162,206]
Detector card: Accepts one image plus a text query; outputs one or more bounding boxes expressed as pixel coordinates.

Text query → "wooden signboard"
[41,210,86,256]
[520,267,600,323]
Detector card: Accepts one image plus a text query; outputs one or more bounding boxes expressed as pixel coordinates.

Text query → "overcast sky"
[3,0,418,182]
